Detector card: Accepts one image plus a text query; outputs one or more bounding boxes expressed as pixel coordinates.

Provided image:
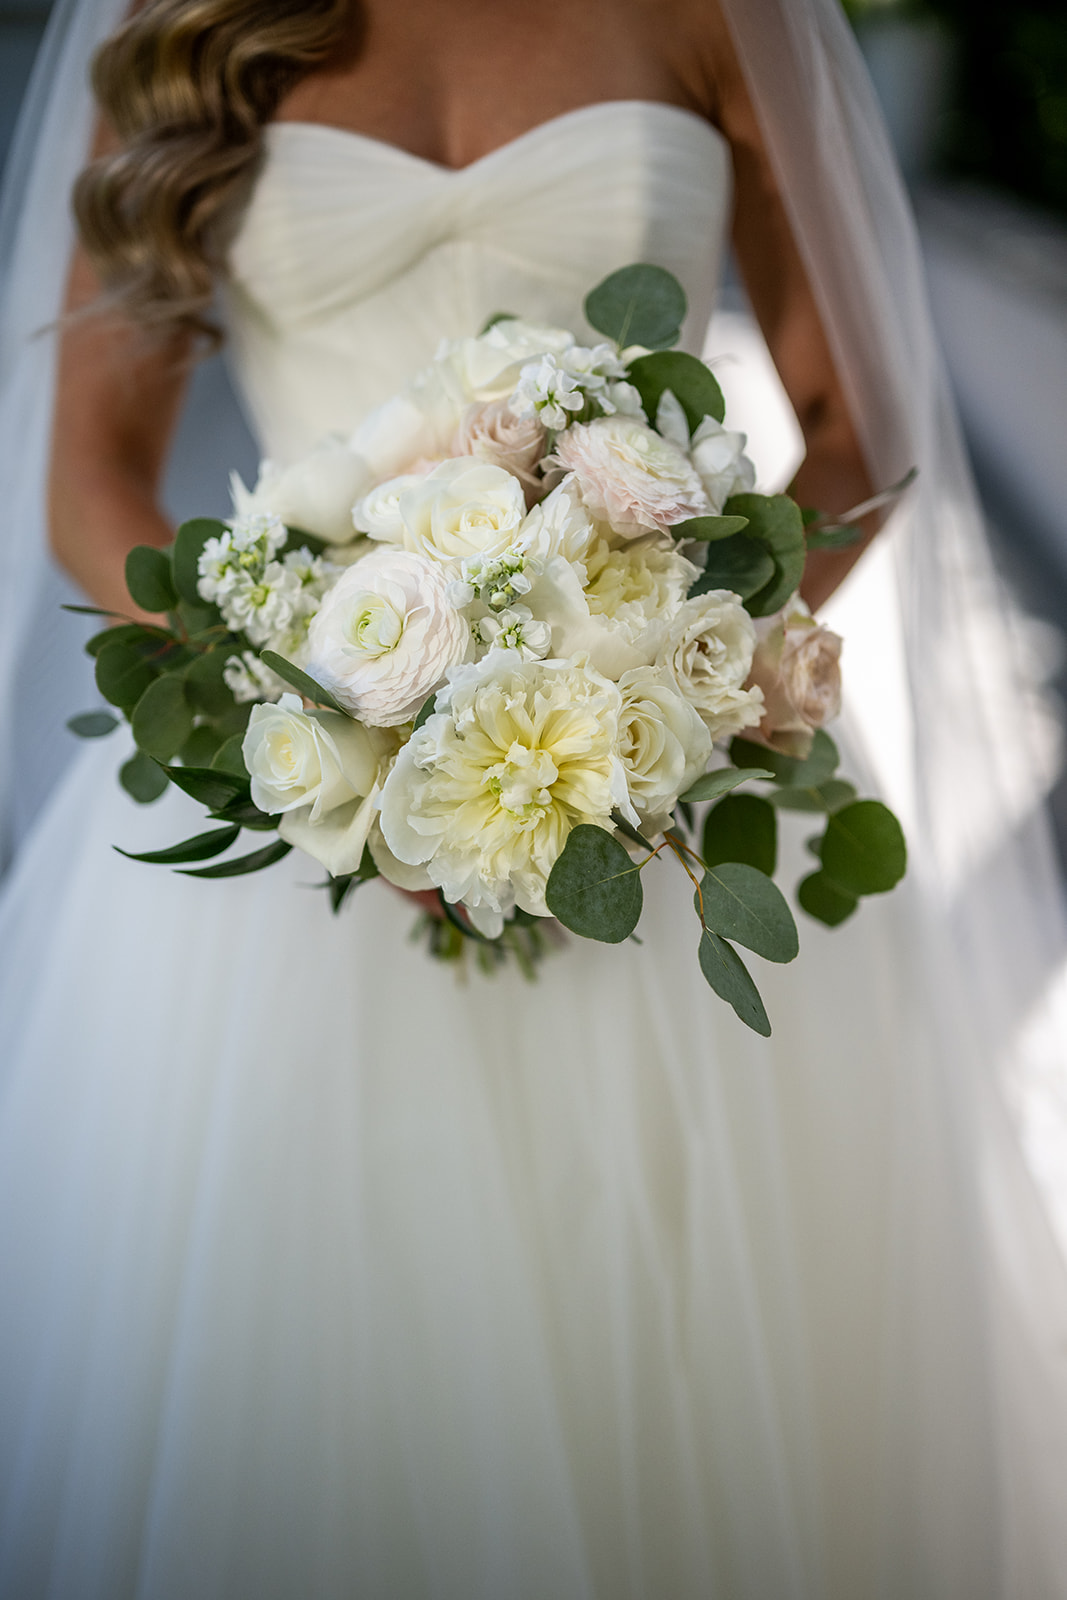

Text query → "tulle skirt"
[1,731,1066,1600]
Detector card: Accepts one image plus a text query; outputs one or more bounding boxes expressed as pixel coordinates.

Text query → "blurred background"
[2,0,1067,848]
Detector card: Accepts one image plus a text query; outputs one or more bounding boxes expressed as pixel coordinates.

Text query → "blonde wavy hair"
[73,0,354,344]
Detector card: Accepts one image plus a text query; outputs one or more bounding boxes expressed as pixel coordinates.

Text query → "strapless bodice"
[225,101,731,461]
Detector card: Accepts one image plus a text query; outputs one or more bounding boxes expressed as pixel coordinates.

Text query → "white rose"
[242,694,393,876]
[353,474,426,542]
[231,440,373,546]
[378,653,629,934]
[396,457,527,564]
[554,415,709,537]
[616,666,713,834]
[514,477,599,572]
[688,415,757,513]
[305,548,470,726]
[438,319,575,402]
[656,590,764,740]
[747,597,843,757]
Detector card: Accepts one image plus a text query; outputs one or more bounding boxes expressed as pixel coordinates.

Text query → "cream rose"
[305,548,470,726]
[554,415,709,537]
[378,653,629,935]
[656,590,764,740]
[747,598,842,757]
[394,457,527,564]
[242,695,392,876]
[453,400,547,493]
[438,319,575,402]
[353,474,426,542]
[231,440,373,546]
[616,666,713,833]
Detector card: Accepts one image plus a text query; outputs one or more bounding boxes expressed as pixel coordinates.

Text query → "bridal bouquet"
[69,265,906,1034]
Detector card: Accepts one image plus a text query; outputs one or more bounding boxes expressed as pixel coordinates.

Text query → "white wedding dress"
[1,101,1066,1600]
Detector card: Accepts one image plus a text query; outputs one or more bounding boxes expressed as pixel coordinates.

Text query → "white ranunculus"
[305,548,470,726]
[554,415,709,536]
[616,666,713,834]
[242,694,393,875]
[689,415,757,513]
[438,319,576,402]
[378,653,629,933]
[514,477,599,572]
[231,440,374,546]
[395,457,527,564]
[656,590,764,740]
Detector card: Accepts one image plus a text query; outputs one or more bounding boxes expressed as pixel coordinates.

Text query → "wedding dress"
[3,87,1067,1600]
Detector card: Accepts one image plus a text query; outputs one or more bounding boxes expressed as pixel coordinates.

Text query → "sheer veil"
[2,0,1067,1580]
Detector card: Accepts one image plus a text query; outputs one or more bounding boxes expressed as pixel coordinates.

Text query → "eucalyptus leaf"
[697,928,771,1036]
[95,640,156,714]
[479,310,518,334]
[115,824,241,865]
[678,765,775,804]
[702,794,777,875]
[820,801,907,896]
[729,736,802,785]
[689,535,776,601]
[178,838,292,878]
[125,545,178,614]
[697,863,799,963]
[724,493,806,617]
[131,673,195,762]
[119,750,169,803]
[672,514,750,541]
[611,810,656,854]
[158,762,249,810]
[211,735,249,777]
[545,824,644,942]
[280,527,329,558]
[63,603,126,618]
[411,696,436,732]
[627,350,725,432]
[770,779,857,813]
[805,522,863,551]
[66,711,119,738]
[259,651,348,714]
[797,870,858,927]
[176,598,223,636]
[184,647,238,717]
[86,622,173,659]
[178,724,226,768]
[172,518,225,605]
[584,263,687,350]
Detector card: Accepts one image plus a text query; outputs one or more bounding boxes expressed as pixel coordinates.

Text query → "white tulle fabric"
[2,51,1067,1600]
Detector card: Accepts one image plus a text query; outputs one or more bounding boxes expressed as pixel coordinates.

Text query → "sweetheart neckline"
[266,99,727,178]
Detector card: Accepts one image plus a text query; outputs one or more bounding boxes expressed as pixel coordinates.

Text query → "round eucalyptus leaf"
[725,493,806,617]
[679,765,775,805]
[698,862,799,963]
[131,674,195,762]
[95,640,157,715]
[66,710,119,739]
[702,794,777,876]
[627,350,725,432]
[119,750,169,804]
[545,824,643,942]
[211,735,249,778]
[797,870,859,927]
[583,264,687,350]
[184,648,238,717]
[689,535,776,601]
[125,545,178,614]
[697,928,771,1036]
[821,800,907,896]
[178,723,226,768]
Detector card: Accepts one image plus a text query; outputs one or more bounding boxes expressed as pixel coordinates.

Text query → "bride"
[2,0,1067,1595]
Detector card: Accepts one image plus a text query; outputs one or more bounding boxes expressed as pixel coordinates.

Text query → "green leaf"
[279,527,329,559]
[584,263,687,350]
[67,710,119,738]
[627,350,725,432]
[672,514,750,541]
[63,603,126,618]
[805,522,863,551]
[259,651,348,714]
[730,736,799,784]
[209,798,277,831]
[178,723,226,768]
[697,928,771,1036]
[86,622,173,659]
[176,598,223,636]
[769,778,857,813]
[688,535,776,601]
[724,493,806,617]
[729,729,839,789]
[679,765,775,804]
[697,863,799,963]
[411,696,436,732]
[820,800,907,896]
[172,518,225,605]
[131,674,195,762]
[211,735,249,778]
[545,824,644,942]
[158,762,249,810]
[125,545,178,614]
[95,640,157,714]
[797,870,858,927]
[611,809,656,853]
[115,824,241,865]
[184,648,238,717]
[479,310,518,334]
[178,838,292,878]
[119,750,169,803]
[702,794,777,875]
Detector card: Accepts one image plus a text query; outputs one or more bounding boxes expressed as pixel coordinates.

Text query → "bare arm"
[48,240,191,622]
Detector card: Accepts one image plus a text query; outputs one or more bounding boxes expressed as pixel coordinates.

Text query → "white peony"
[554,415,709,536]
[305,548,470,726]
[378,654,630,934]
[616,666,713,834]
[656,590,764,740]
[393,457,527,564]
[231,440,373,545]
[242,694,394,876]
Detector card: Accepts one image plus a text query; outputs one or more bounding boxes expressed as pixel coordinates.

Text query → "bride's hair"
[72,0,353,344]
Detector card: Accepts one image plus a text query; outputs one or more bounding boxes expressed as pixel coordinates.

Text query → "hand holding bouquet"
[69,265,907,1034]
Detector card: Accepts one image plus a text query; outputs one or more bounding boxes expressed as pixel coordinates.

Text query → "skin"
[49,0,878,620]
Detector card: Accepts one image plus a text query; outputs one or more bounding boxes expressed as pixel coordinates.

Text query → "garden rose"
[554,415,709,536]
[394,457,527,564]
[453,400,547,491]
[616,666,713,834]
[747,598,843,757]
[656,590,764,739]
[231,441,372,545]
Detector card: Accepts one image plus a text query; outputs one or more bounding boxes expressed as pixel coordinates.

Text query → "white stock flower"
[554,415,709,536]
[305,548,469,726]
[689,416,757,513]
[223,650,287,705]
[474,605,551,661]
[616,666,713,833]
[378,654,629,933]
[509,354,586,430]
[656,590,764,740]
[222,562,303,648]
[242,694,394,876]
[230,441,373,546]
[514,477,599,572]
[394,457,527,564]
